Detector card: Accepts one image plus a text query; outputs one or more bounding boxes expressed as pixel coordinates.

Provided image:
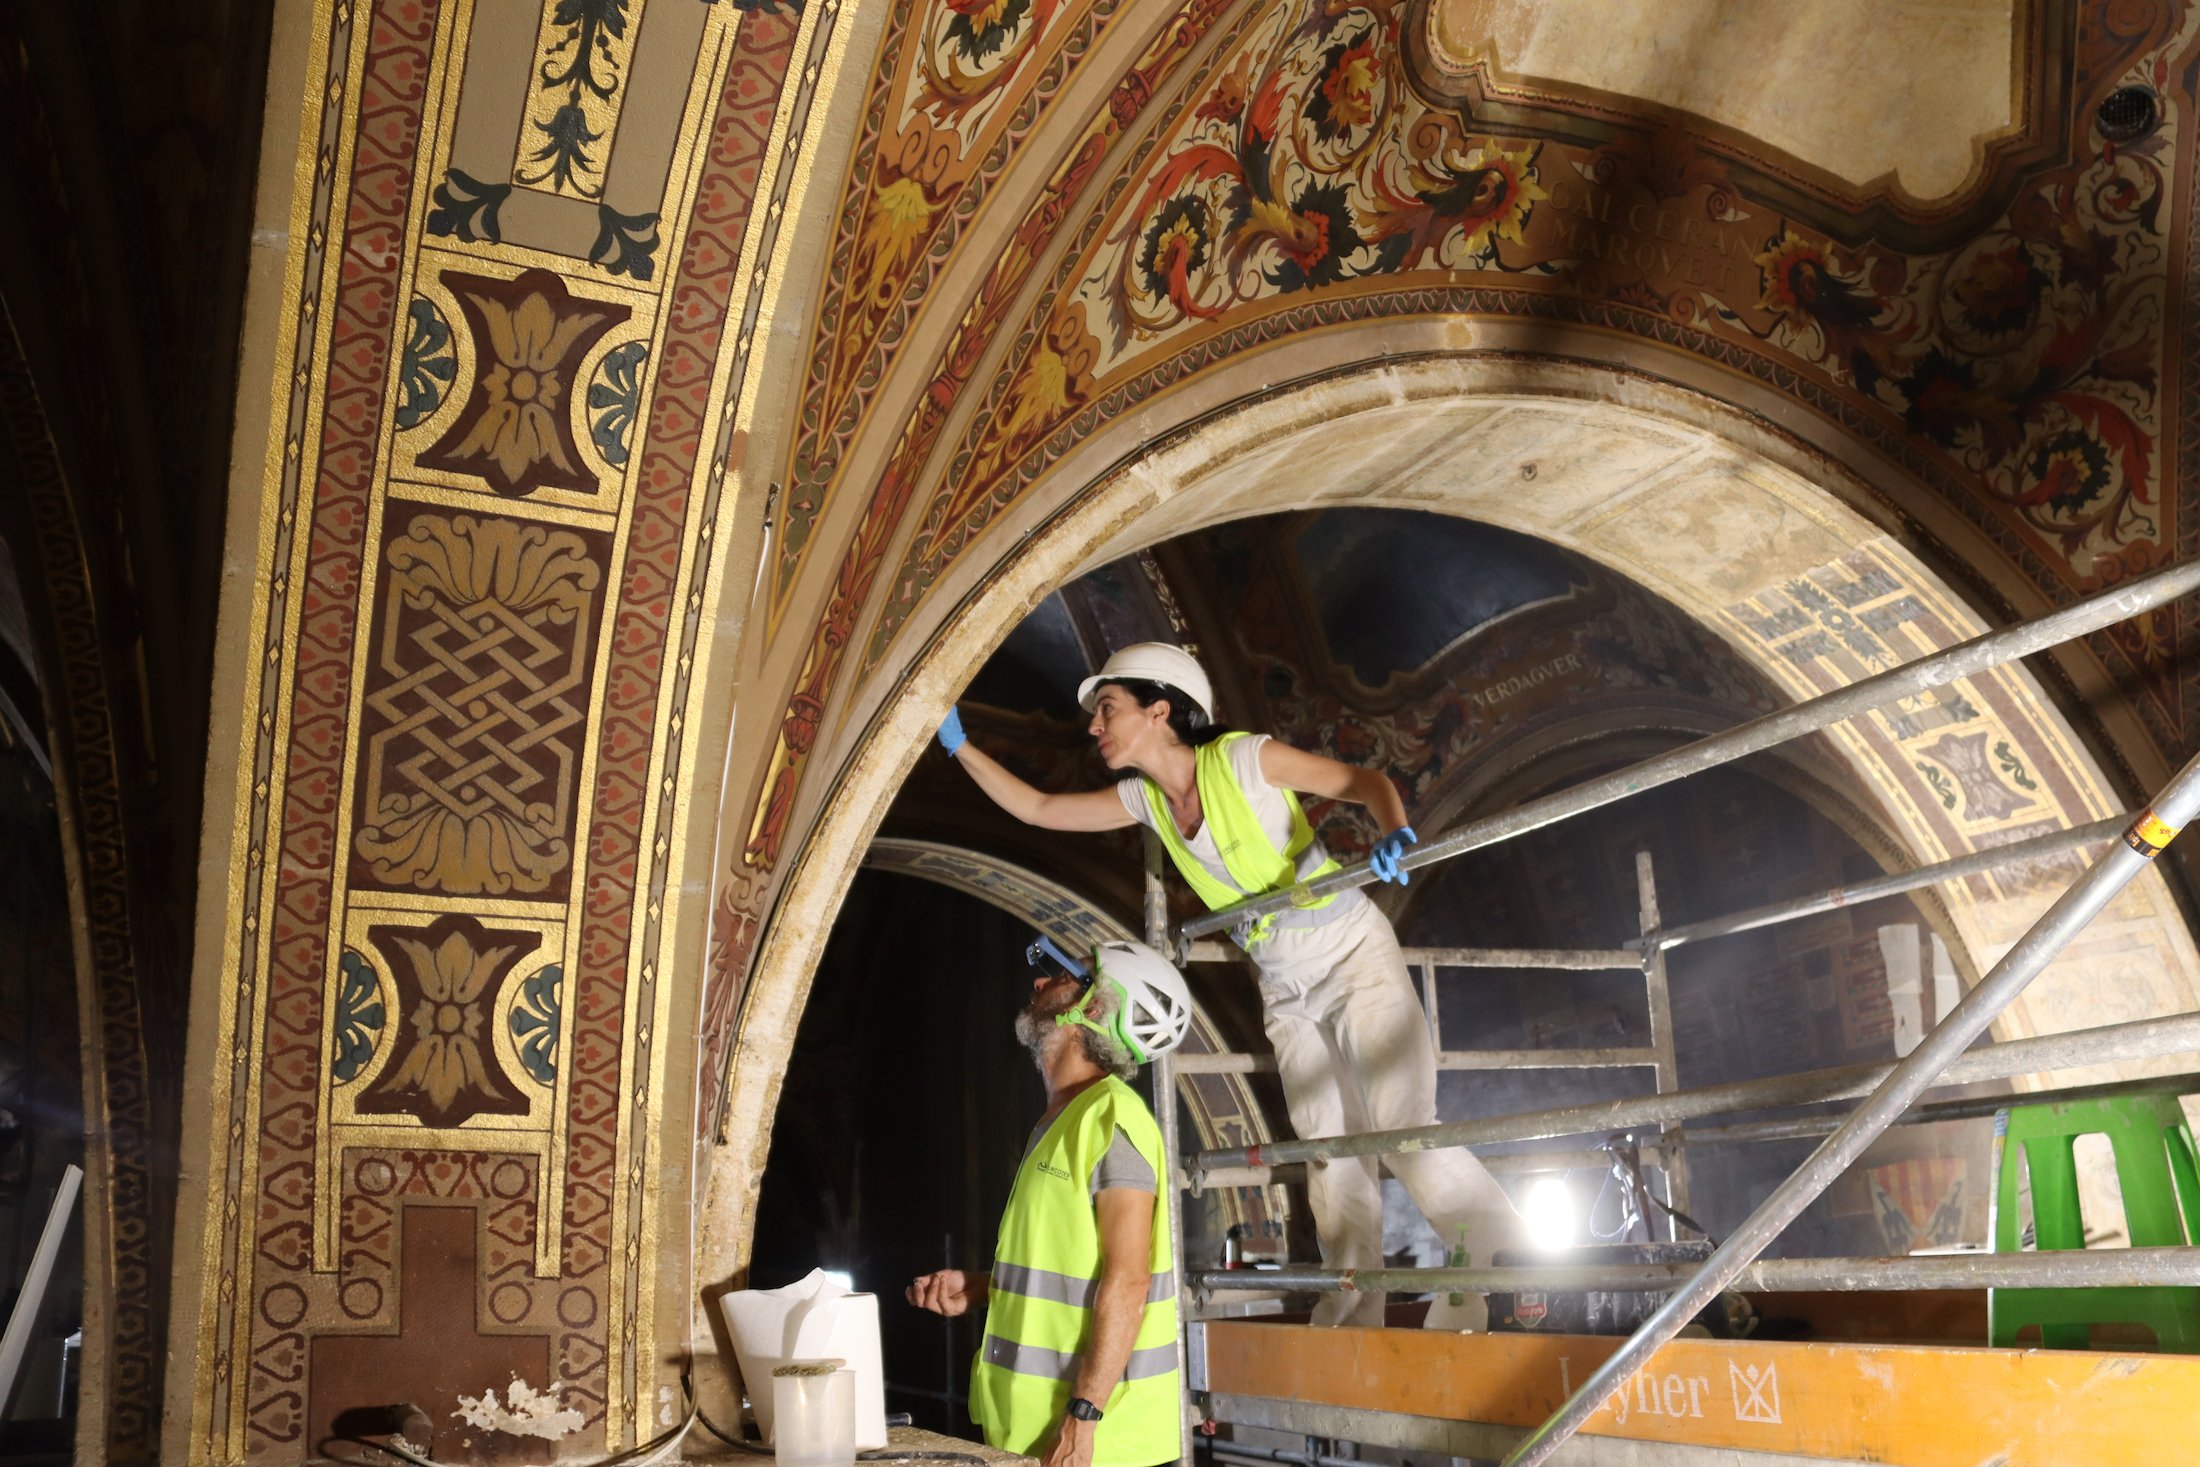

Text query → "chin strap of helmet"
[1054,973,1148,1064]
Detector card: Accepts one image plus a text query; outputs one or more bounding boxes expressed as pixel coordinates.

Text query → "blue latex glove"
[937,707,967,758]
[1370,826,1418,885]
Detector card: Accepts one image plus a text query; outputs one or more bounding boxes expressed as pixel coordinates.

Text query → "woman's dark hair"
[1102,678,1232,747]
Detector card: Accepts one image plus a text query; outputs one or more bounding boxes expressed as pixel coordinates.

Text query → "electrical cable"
[685,1363,769,1451]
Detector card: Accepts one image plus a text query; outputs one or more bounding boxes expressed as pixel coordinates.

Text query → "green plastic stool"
[1988,1094,2200,1351]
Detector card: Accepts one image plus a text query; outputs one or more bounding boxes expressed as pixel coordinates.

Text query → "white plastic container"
[719,1268,886,1447]
[771,1361,856,1467]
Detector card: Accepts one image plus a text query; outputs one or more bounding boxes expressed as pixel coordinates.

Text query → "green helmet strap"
[1054,975,1149,1064]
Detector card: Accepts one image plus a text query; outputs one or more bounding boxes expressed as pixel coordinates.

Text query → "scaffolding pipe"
[1687,1068,2200,1147]
[1186,1146,1665,1192]
[1209,1441,1368,1467]
[1193,1245,2200,1296]
[1402,947,1643,971]
[1189,1009,2200,1182]
[1185,941,1638,970]
[1637,852,1689,1234]
[1188,1068,2198,1190]
[1180,558,2200,941]
[1502,756,2200,1467]
[1647,815,2127,952]
[1176,1046,1660,1076]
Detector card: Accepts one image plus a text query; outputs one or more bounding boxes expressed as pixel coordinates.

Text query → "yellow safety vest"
[1142,733,1342,947]
[971,1077,1179,1466]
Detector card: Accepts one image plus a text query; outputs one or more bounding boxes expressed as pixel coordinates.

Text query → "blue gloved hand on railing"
[938,707,967,758]
[1369,826,1418,885]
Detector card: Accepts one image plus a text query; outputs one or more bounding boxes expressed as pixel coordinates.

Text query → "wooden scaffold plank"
[1201,1321,2200,1467]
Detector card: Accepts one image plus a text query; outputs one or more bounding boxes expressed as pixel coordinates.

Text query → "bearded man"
[907,937,1192,1467]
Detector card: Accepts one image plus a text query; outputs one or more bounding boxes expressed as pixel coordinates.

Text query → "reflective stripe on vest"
[980,1335,1179,1383]
[1143,733,1344,948]
[970,1077,1179,1465]
[991,1261,1178,1309]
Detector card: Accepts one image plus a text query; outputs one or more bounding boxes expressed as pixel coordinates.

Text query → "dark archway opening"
[751,506,2012,1442]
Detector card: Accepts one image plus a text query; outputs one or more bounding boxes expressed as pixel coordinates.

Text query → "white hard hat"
[1091,940,1193,1062]
[1076,643,1213,720]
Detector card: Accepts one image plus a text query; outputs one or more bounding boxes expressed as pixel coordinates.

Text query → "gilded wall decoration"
[330,950,386,1084]
[417,269,632,496]
[193,0,822,1456]
[698,868,766,1132]
[588,340,649,464]
[356,914,542,1127]
[304,1153,558,1458]
[395,297,460,430]
[516,0,649,201]
[428,169,513,243]
[351,509,609,898]
[427,0,719,278]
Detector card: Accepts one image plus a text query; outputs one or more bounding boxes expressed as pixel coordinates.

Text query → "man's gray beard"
[1013,1006,1052,1063]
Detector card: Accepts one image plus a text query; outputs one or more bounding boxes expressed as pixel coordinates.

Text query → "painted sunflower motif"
[1754,226,1834,316]
[1753,224,1897,390]
[1307,33,1381,140]
[946,0,1034,64]
[1138,195,1215,313]
[1947,238,2044,339]
[1451,142,1544,257]
[1364,138,1545,271]
[2017,431,2112,516]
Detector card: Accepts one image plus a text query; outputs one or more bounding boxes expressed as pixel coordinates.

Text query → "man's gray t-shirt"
[1021,1121,1157,1198]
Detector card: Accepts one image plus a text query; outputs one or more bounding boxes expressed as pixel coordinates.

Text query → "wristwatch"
[1065,1397,1104,1423]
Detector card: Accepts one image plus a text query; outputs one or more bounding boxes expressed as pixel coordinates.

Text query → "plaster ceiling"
[1426,0,2024,200]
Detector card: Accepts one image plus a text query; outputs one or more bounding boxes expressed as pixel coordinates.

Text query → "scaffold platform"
[1195,1319,2200,1467]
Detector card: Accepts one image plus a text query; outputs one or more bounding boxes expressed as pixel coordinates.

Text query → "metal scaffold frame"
[1137,557,2200,1467]
[1173,854,1694,1231]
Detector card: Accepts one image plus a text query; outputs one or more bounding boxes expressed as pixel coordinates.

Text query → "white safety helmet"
[1076,643,1214,723]
[1087,940,1194,1064]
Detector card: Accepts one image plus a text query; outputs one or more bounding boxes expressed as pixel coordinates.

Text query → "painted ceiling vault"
[128,0,2200,1460]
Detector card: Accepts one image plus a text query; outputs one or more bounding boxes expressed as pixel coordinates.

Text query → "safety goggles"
[1024,934,1091,989]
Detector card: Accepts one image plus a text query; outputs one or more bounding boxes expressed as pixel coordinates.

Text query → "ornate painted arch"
[706,354,2200,1306]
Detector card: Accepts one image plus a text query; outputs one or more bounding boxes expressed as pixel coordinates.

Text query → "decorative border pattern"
[0,303,160,1460]
[771,0,1125,606]
[194,0,831,1456]
[742,0,1254,871]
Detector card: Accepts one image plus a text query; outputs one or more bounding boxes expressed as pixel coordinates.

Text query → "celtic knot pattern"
[353,511,608,896]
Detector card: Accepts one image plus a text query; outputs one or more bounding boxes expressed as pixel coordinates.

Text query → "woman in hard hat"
[939,643,1529,1327]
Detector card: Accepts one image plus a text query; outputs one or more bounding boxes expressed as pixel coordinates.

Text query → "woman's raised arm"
[943,715,1136,832]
